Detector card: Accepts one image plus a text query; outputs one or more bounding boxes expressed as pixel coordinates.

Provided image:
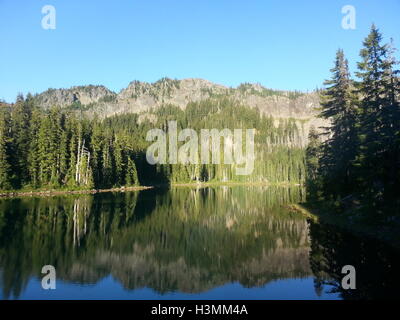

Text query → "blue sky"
[1,0,399,102]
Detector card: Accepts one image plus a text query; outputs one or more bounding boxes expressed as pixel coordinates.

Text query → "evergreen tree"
[355,25,400,207]
[305,126,322,201]
[9,94,32,187]
[0,111,12,190]
[27,107,42,188]
[319,49,359,198]
[125,156,139,186]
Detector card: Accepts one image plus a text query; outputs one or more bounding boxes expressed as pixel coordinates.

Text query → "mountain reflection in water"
[0,186,398,300]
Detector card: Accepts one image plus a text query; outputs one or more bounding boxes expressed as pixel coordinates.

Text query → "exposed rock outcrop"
[31,78,329,145]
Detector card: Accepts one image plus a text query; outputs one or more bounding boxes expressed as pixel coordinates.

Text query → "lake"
[0,186,399,300]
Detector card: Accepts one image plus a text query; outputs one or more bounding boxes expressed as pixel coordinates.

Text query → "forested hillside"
[0,95,307,192]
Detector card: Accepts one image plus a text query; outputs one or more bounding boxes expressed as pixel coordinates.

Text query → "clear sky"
[1,0,399,102]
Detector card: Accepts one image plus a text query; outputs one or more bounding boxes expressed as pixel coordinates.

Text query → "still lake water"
[0,186,399,300]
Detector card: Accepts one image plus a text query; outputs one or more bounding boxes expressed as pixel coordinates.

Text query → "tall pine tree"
[356,25,400,207]
[319,49,359,199]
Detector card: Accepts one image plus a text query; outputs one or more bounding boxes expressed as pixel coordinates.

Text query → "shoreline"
[288,203,400,250]
[0,186,154,199]
[0,181,303,199]
[171,181,302,187]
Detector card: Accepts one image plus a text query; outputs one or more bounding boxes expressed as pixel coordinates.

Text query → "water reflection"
[0,186,312,299]
[308,220,400,300]
[0,186,398,299]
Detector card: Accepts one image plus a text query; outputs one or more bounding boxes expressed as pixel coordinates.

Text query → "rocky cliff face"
[34,85,116,109]
[32,78,328,144]
[33,78,320,117]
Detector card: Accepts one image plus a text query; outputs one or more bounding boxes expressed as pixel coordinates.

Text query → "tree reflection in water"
[1,186,398,299]
[309,220,400,300]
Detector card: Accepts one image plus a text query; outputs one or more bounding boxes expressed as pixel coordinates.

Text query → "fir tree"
[125,156,139,186]
[0,111,12,190]
[319,49,359,198]
[305,126,322,202]
[356,25,400,206]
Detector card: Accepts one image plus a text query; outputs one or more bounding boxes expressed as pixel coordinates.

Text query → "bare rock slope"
[33,78,327,144]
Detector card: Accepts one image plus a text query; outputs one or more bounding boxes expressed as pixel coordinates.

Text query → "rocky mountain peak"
[31,78,323,126]
[34,85,116,109]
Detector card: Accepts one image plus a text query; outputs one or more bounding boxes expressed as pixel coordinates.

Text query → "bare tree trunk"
[75,138,81,183]
[85,151,90,185]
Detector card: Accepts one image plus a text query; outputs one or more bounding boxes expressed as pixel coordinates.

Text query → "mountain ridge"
[28,78,327,145]
[31,77,320,119]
